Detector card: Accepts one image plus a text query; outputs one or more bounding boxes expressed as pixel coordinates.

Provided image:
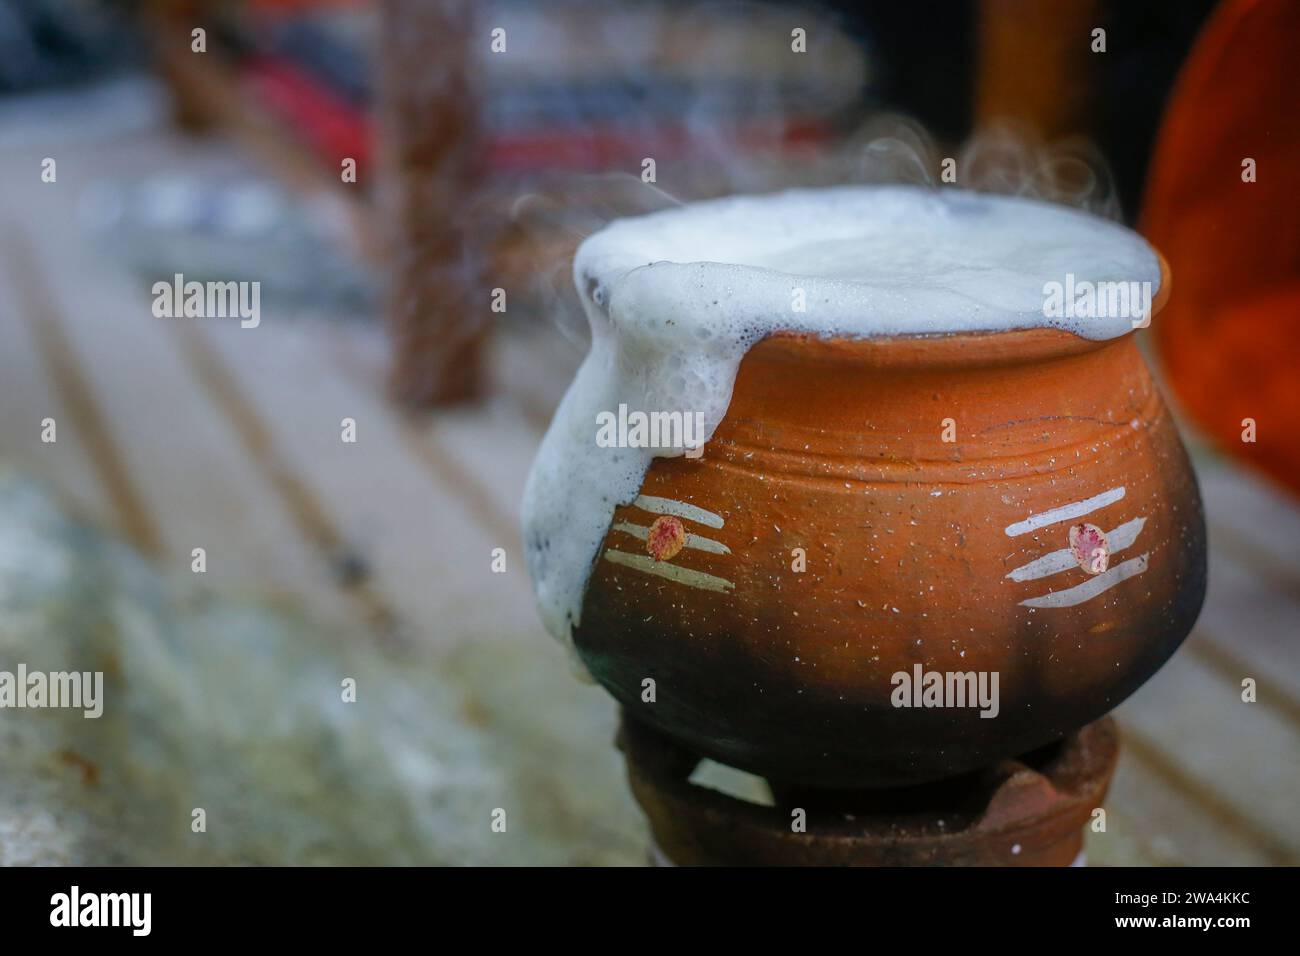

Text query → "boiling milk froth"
[522,185,1160,655]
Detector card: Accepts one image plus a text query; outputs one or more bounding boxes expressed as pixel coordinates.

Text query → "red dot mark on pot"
[1069,522,1109,575]
[647,515,687,562]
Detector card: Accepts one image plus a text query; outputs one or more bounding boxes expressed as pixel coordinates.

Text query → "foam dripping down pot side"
[520,185,1163,657]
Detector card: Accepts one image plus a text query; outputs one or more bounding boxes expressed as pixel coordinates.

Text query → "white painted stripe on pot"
[1006,516,1147,581]
[603,548,735,593]
[632,494,725,529]
[1019,553,1149,609]
[611,521,731,555]
[1004,485,1126,537]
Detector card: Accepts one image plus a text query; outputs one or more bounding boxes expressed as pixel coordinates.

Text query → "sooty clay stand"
[619,713,1119,866]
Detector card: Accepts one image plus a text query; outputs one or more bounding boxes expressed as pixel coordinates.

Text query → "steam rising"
[509,114,1127,344]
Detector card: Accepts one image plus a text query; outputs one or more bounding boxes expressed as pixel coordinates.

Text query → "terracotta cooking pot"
[573,280,1206,789]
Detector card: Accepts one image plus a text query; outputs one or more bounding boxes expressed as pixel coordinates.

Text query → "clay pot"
[573,298,1206,788]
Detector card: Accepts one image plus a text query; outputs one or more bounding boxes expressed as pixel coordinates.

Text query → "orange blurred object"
[1142,0,1300,496]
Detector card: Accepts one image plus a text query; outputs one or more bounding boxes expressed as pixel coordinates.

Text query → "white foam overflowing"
[521,185,1160,651]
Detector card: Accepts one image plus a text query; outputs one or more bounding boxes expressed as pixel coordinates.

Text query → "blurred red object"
[244,55,371,172]
[1142,0,1300,497]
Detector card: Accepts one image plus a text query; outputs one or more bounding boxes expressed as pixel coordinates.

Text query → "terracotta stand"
[620,713,1118,866]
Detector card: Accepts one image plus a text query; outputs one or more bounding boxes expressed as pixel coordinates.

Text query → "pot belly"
[573,399,1206,789]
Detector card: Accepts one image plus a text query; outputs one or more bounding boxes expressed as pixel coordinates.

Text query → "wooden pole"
[975,0,1100,139]
[378,0,486,406]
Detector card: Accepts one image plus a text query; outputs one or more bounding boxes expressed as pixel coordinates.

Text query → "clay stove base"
[618,713,1119,866]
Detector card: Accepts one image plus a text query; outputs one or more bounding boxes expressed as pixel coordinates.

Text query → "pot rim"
[751,251,1171,370]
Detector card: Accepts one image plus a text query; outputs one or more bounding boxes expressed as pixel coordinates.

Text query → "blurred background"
[0,0,1296,865]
